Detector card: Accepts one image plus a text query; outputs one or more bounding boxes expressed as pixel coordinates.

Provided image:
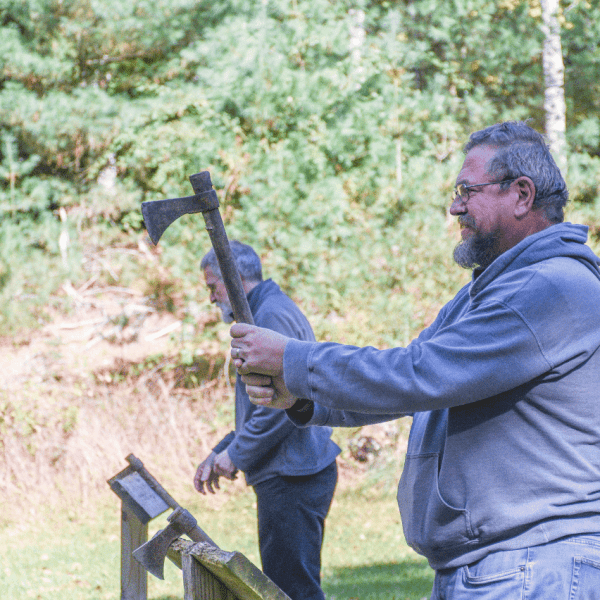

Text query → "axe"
[141,171,254,325]
[133,505,217,580]
[139,174,259,579]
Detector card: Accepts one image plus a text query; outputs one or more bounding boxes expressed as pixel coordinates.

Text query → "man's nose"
[449,197,467,216]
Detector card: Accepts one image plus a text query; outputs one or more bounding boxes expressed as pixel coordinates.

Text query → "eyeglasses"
[452,178,517,204]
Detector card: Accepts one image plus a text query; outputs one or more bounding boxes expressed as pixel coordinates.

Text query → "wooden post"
[108,455,173,600]
[121,504,148,600]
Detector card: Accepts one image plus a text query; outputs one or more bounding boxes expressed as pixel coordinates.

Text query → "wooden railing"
[108,454,290,600]
[167,538,290,600]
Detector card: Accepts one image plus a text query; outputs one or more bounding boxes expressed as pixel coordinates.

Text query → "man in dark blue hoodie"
[194,240,340,600]
[229,122,600,598]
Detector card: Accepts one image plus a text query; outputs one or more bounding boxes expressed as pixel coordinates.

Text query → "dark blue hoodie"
[214,279,340,486]
[284,223,600,569]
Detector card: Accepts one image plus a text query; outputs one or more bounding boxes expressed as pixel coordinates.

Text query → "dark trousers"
[253,461,338,600]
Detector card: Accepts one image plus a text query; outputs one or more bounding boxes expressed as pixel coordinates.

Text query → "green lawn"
[0,482,433,600]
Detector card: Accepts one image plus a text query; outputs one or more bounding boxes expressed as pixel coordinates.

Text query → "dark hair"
[464,121,568,223]
[200,240,263,282]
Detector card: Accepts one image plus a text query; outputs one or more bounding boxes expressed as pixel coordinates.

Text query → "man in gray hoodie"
[194,240,340,600]
[229,122,600,599]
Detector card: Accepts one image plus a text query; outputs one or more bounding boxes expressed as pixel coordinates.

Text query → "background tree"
[1,0,599,339]
[540,0,567,173]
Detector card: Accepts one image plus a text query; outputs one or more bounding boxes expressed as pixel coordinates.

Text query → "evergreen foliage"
[1,0,599,339]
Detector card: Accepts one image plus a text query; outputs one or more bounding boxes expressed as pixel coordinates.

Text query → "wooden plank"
[108,461,172,525]
[171,539,291,600]
[112,471,170,523]
[166,544,184,571]
[182,552,236,600]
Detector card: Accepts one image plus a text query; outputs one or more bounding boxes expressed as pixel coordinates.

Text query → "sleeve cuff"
[212,431,235,454]
[283,339,316,399]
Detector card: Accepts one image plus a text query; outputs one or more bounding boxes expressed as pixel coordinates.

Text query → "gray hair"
[464,121,568,223]
[200,240,263,283]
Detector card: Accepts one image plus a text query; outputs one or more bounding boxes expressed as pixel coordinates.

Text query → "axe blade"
[141,190,217,245]
[132,525,183,580]
[132,507,216,580]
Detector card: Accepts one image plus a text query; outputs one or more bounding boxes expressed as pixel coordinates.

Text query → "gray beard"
[217,302,235,324]
[453,229,501,271]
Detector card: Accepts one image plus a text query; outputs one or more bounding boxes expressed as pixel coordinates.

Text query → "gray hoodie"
[285,223,600,569]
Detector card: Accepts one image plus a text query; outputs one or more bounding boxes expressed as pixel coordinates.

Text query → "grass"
[320,488,433,600]
[325,563,432,600]
[0,478,433,600]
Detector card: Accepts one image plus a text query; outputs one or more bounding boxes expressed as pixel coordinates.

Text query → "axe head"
[141,172,218,245]
[132,507,199,580]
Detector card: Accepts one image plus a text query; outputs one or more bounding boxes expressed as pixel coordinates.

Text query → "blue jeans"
[431,534,600,599]
[253,461,337,600]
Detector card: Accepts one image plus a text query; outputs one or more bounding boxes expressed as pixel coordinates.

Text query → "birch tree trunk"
[348,8,366,89]
[540,0,567,175]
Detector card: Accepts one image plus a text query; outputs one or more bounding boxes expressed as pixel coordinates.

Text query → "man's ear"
[513,176,536,219]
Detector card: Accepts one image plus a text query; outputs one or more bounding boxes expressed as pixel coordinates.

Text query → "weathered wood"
[108,454,174,524]
[112,470,170,524]
[170,539,291,600]
[110,456,289,600]
[167,544,184,571]
[182,552,236,600]
[121,504,148,600]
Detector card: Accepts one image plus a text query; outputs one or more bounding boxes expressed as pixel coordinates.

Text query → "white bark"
[348,8,366,88]
[540,0,567,175]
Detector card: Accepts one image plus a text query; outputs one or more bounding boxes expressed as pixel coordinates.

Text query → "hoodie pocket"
[397,452,477,558]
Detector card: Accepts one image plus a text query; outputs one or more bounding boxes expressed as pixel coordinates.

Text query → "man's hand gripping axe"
[141,171,254,325]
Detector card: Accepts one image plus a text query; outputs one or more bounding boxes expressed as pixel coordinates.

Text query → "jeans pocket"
[463,563,526,585]
[570,556,600,600]
[460,558,526,599]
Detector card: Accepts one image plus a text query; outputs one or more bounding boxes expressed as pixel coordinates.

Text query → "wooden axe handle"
[189,172,254,325]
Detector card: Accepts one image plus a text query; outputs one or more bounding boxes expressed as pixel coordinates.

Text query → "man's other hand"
[194,451,221,495]
[214,450,238,480]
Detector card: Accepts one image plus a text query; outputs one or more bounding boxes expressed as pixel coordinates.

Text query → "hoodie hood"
[470,222,600,298]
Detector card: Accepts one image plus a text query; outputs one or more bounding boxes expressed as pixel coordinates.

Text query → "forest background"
[1,0,600,599]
